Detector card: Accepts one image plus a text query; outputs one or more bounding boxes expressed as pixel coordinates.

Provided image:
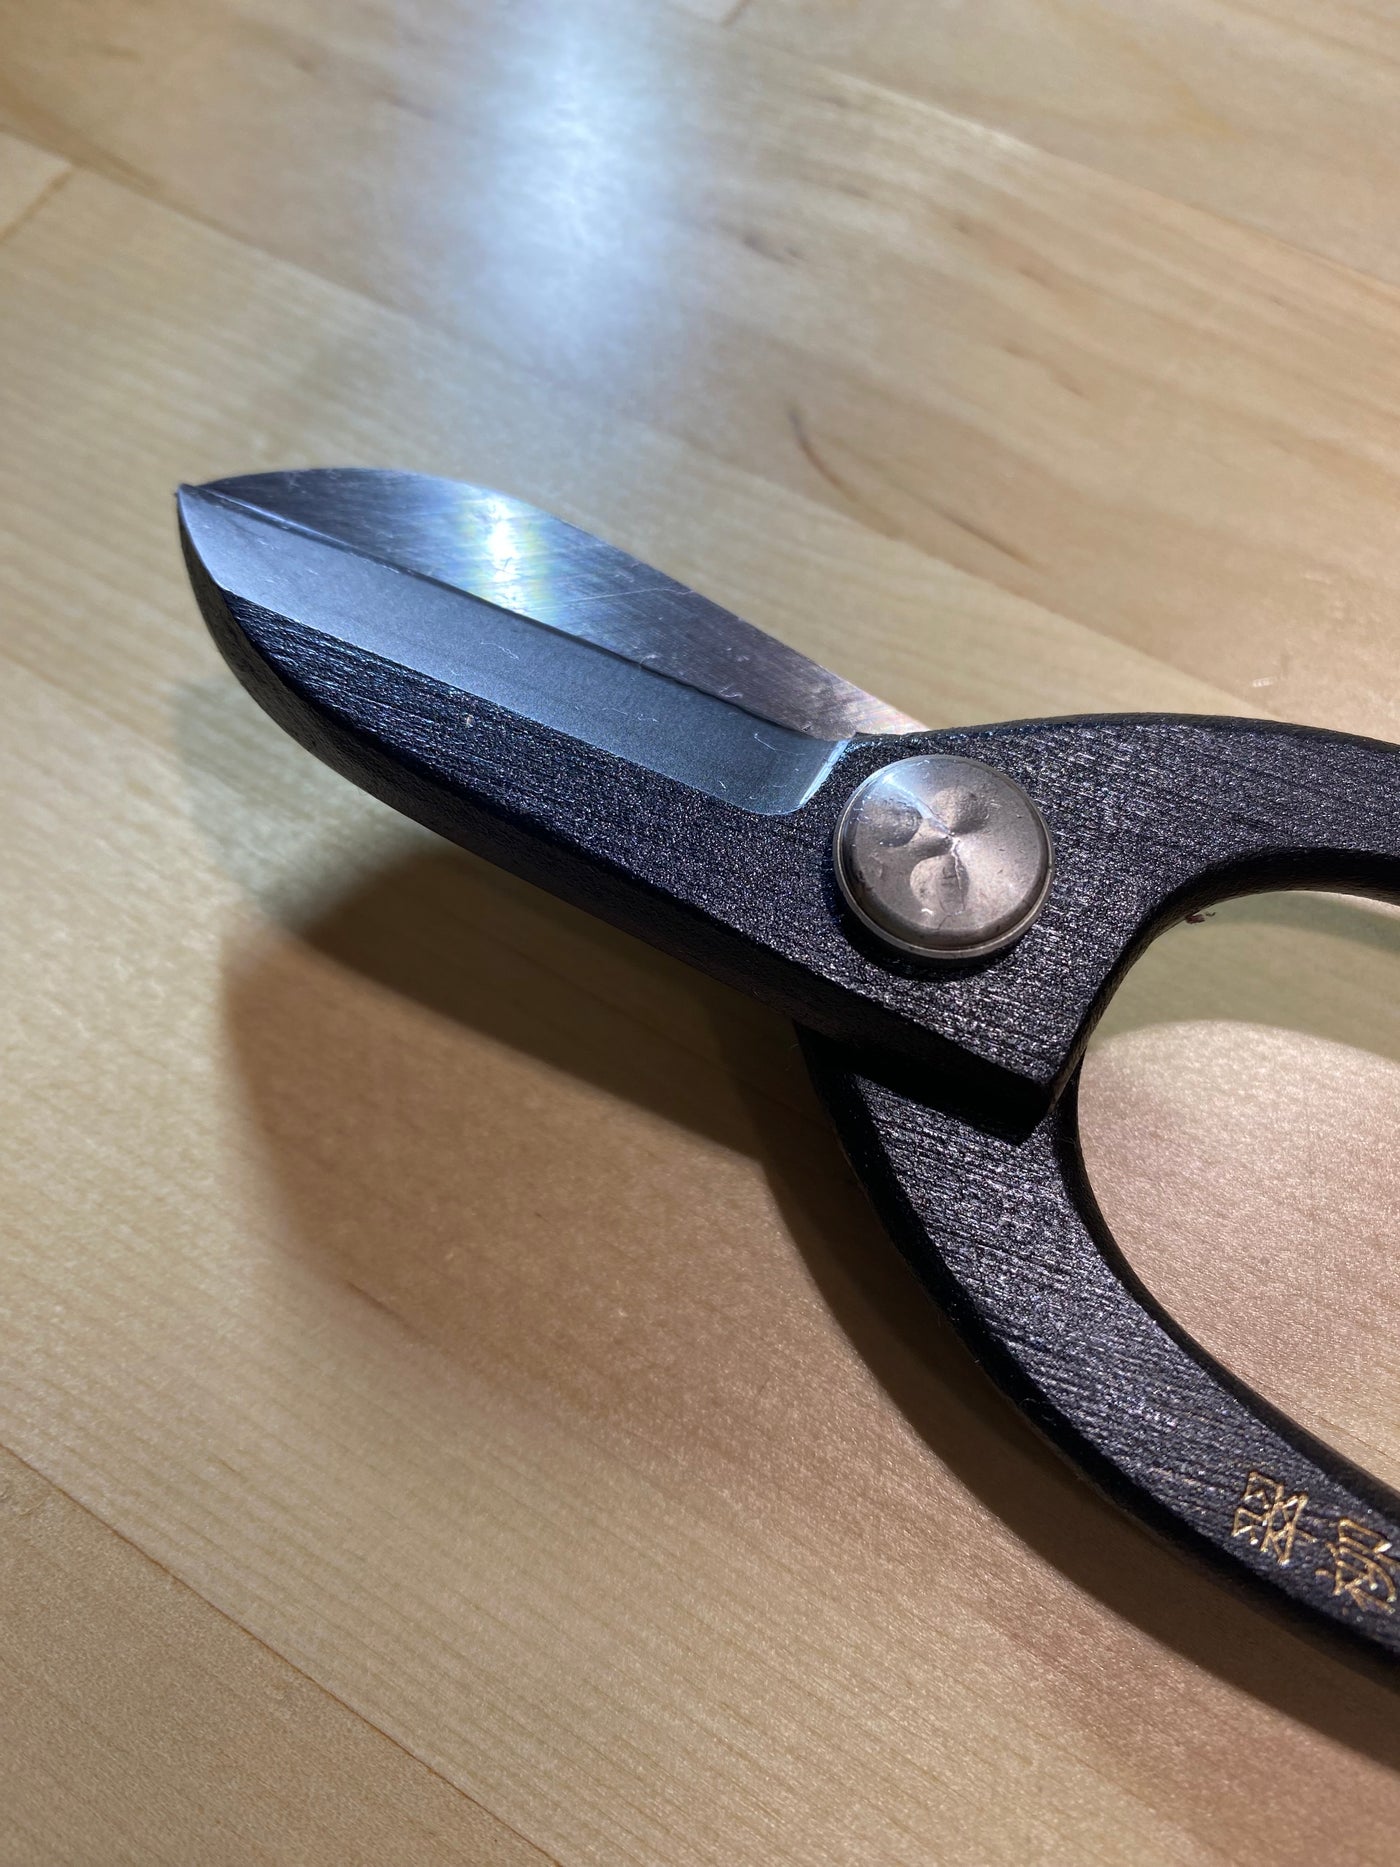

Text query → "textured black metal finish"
[183,501,1400,1665]
[802,1039,1400,1665]
[183,525,1400,1122]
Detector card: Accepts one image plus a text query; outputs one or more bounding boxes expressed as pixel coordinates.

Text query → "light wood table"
[3,2,1400,1860]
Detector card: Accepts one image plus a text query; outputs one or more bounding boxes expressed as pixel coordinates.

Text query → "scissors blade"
[178,469,921,815]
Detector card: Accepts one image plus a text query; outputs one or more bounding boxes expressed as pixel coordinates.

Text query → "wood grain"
[2,1,1400,1857]
[8,0,1400,738]
[736,0,1400,286]
[0,1447,547,1866]
[0,128,66,234]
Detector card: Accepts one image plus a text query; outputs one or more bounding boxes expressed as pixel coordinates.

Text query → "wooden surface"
[2,1,1400,1859]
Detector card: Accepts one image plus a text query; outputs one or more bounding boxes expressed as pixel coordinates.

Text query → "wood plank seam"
[4,11,1395,742]
[0,150,1268,738]
[0,1436,567,1867]
[0,158,1301,739]
[17,1,1400,429]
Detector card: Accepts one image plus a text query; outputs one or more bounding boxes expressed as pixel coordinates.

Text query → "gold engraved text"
[1318,1519,1400,1615]
[1232,1471,1312,1566]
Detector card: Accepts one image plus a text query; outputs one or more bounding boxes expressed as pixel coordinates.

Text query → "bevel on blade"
[186,467,922,742]
[178,481,848,815]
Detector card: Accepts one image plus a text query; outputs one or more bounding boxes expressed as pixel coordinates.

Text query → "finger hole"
[1079,890,1400,1494]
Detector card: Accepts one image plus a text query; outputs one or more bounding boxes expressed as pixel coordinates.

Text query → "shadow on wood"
[209,819,1400,1774]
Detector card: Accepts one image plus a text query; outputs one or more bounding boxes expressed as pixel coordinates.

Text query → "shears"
[179,467,1400,1669]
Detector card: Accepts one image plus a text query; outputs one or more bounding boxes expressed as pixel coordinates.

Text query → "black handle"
[801,710,1400,1668]
[804,1037,1400,1666]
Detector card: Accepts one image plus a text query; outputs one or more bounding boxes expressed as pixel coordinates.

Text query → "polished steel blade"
[185,469,921,738]
[179,469,920,816]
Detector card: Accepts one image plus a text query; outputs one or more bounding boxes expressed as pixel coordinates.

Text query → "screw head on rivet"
[833,755,1053,962]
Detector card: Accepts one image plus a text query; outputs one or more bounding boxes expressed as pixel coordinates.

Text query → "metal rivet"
[833,755,1053,962]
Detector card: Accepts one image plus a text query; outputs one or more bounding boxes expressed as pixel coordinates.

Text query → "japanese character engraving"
[1232,1471,1312,1566]
[1318,1519,1400,1615]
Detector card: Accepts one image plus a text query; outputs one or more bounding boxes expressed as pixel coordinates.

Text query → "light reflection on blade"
[179,480,866,815]
[190,468,924,741]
